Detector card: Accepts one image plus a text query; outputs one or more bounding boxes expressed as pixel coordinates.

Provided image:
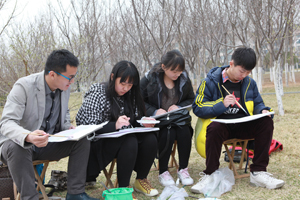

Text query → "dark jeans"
[158,125,192,174]
[1,138,90,200]
[204,116,273,175]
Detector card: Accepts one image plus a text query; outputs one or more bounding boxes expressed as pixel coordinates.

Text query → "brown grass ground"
[2,71,300,199]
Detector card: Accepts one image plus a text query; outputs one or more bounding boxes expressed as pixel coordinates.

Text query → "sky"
[0,0,80,25]
[18,0,48,19]
[0,0,48,28]
[0,0,129,34]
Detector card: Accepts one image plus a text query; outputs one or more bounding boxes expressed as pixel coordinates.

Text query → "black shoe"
[66,192,99,200]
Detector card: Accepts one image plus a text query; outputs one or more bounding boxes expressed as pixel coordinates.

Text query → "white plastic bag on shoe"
[157,185,179,200]
[202,167,235,198]
[157,185,188,200]
[168,188,188,200]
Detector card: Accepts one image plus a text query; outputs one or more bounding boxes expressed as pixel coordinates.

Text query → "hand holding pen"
[24,130,49,147]
[116,115,130,130]
[222,85,248,115]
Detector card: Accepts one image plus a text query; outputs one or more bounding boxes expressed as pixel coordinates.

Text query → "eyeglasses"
[49,71,77,82]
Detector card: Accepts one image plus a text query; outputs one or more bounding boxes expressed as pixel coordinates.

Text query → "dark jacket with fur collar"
[140,68,195,117]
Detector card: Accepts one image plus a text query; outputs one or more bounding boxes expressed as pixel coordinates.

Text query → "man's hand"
[69,125,76,129]
[25,130,49,147]
[223,94,236,107]
[262,110,271,117]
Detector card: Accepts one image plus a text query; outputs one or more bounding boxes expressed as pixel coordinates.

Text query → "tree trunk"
[284,63,288,87]
[270,67,273,82]
[274,60,284,116]
[252,66,258,82]
[279,59,284,96]
[270,57,273,82]
[291,64,296,83]
[288,64,292,83]
[256,54,262,92]
[189,70,195,85]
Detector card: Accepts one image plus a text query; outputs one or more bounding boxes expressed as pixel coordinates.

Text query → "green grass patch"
[45,84,300,199]
[1,73,300,199]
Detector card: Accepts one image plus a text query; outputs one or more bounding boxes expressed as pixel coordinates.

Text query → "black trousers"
[204,116,273,175]
[158,125,192,174]
[87,132,157,187]
[1,138,90,200]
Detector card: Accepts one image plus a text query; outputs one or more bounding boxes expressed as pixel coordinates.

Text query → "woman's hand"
[116,115,130,130]
[156,108,167,115]
[168,105,179,112]
[141,117,156,127]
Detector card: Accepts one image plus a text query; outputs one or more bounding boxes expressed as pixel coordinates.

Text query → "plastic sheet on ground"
[157,185,188,200]
[202,167,235,198]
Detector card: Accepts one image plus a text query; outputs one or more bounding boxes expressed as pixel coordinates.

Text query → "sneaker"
[134,179,159,197]
[177,168,194,185]
[158,171,175,186]
[191,172,213,194]
[250,171,285,189]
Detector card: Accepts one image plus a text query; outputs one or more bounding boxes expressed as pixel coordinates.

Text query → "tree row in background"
[0,0,299,115]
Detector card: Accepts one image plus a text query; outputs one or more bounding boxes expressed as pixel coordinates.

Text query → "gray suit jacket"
[0,71,71,160]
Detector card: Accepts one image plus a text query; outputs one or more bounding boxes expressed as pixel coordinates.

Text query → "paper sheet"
[211,112,274,124]
[137,120,160,124]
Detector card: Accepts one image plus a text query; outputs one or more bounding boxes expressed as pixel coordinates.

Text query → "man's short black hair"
[44,49,79,75]
[231,47,256,70]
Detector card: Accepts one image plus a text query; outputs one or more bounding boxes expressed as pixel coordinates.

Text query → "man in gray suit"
[0,49,98,200]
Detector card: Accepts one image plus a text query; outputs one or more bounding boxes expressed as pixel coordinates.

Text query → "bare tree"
[251,0,296,116]
[197,0,227,69]
[0,0,17,36]
[50,0,110,90]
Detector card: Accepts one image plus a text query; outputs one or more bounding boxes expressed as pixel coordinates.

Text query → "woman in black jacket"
[140,50,195,186]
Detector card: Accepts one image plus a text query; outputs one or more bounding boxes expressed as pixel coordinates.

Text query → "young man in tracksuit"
[192,47,284,193]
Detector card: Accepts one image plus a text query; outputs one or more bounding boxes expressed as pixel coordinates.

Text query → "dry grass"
[2,72,300,199]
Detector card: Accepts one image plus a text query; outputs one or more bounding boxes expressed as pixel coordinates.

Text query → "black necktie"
[45,92,55,133]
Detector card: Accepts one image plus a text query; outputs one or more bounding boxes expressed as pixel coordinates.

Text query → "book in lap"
[48,121,108,142]
[151,104,192,119]
[94,127,160,139]
[211,112,274,124]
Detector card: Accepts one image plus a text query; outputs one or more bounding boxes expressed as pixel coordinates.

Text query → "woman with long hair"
[76,61,158,199]
[140,50,195,186]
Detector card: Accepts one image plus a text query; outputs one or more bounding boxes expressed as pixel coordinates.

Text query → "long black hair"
[107,60,145,122]
[152,50,186,98]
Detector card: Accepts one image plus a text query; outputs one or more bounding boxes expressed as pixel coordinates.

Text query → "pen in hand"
[116,115,131,130]
[22,132,67,137]
[221,85,248,115]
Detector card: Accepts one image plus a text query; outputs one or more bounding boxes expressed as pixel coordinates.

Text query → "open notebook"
[48,121,108,142]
